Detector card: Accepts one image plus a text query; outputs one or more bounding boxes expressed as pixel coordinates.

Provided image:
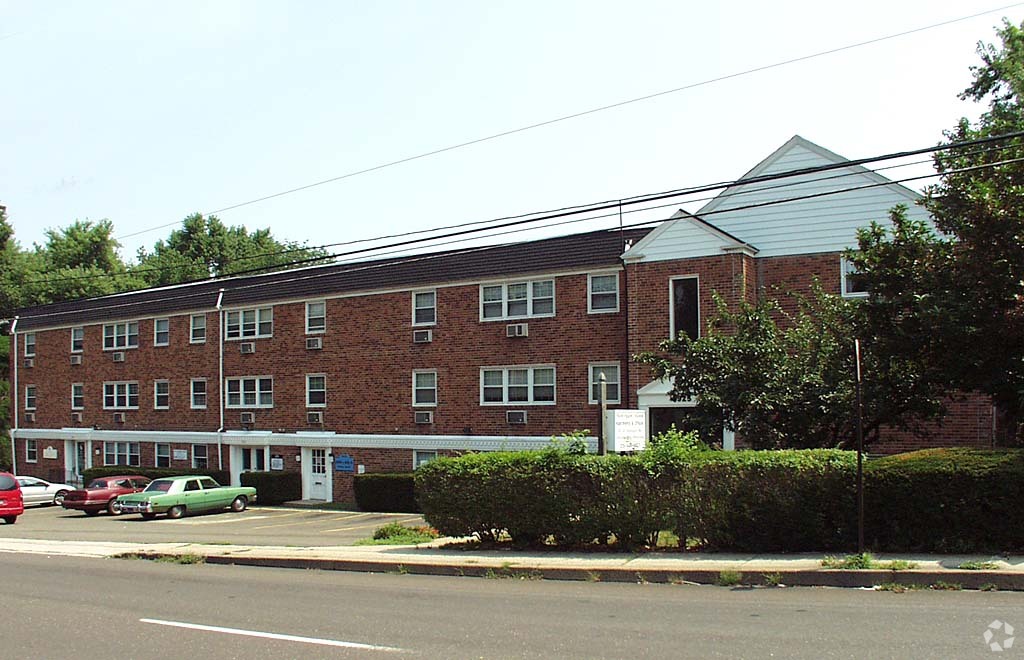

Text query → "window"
[104,441,140,466]
[588,273,619,313]
[190,379,208,409]
[24,332,36,357]
[71,383,84,410]
[154,380,170,409]
[241,447,266,472]
[153,318,169,346]
[226,377,274,408]
[480,279,555,320]
[25,385,37,410]
[102,321,139,350]
[306,301,326,334]
[414,450,438,469]
[71,327,84,353]
[192,444,208,469]
[413,370,437,407]
[155,443,170,468]
[480,366,556,405]
[412,291,436,325]
[26,439,37,463]
[589,363,621,404]
[224,307,273,340]
[670,277,700,341]
[306,374,326,407]
[103,382,139,409]
[190,314,207,343]
[841,257,869,298]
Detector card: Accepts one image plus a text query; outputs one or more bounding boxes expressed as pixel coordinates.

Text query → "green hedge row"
[240,471,301,505]
[354,473,419,512]
[415,448,1024,553]
[82,466,230,485]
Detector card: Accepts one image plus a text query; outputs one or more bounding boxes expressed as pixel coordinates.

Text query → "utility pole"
[855,339,865,554]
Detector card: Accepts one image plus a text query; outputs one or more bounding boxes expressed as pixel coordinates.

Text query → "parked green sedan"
[116,475,256,520]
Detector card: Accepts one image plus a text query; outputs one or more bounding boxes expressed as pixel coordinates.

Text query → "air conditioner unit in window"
[24,412,35,423]
[506,410,527,425]
[71,412,83,423]
[307,411,324,425]
[413,329,433,343]
[70,354,82,365]
[113,412,126,424]
[414,410,434,425]
[306,336,323,350]
[240,342,256,354]
[506,323,529,338]
[240,411,255,425]
[112,352,125,363]
[23,358,34,368]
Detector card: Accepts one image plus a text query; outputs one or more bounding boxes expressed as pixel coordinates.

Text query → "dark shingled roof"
[14,227,653,331]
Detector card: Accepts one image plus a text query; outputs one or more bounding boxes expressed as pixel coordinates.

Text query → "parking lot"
[0,503,426,547]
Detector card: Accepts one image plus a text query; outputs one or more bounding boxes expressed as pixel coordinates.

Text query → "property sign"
[173,449,188,461]
[270,455,284,471]
[604,409,647,453]
[334,454,354,472]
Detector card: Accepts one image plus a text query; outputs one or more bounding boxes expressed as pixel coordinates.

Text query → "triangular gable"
[622,210,756,263]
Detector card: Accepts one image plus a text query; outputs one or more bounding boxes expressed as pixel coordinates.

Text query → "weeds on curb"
[957,561,999,571]
[876,582,922,593]
[717,570,743,587]
[879,560,918,571]
[821,553,875,569]
[585,571,602,583]
[156,554,205,565]
[980,583,999,592]
[930,581,962,591]
[763,572,783,587]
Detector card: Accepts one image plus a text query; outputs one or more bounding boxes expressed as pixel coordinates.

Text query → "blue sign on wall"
[334,454,354,472]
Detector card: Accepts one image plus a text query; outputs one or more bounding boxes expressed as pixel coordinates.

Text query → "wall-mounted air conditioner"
[112,352,125,363]
[71,412,83,423]
[24,412,35,423]
[306,337,323,350]
[240,342,256,354]
[413,329,433,343]
[113,412,126,423]
[414,410,434,424]
[240,411,255,425]
[506,323,528,338]
[23,358,34,368]
[70,354,82,365]
[506,410,527,424]
[307,411,324,425]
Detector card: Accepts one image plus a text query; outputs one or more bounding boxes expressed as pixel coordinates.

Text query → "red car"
[62,475,151,516]
[0,472,24,524]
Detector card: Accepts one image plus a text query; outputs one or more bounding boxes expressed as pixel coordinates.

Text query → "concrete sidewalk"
[1,537,1022,590]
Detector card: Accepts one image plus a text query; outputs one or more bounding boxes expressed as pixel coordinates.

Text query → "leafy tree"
[0,334,10,471]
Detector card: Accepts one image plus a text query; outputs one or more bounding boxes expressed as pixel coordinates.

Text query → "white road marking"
[140,618,405,652]
[151,515,269,525]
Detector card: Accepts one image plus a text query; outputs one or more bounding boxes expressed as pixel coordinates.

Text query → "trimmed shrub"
[240,471,301,505]
[354,473,419,512]
[81,466,230,485]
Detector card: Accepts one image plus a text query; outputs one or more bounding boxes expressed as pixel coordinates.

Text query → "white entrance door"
[308,448,328,501]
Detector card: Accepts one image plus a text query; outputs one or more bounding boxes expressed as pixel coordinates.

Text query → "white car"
[16,476,75,507]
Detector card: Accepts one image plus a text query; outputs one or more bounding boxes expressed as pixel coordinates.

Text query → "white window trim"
[24,385,37,411]
[25,439,37,463]
[588,362,622,404]
[154,380,170,410]
[103,441,140,467]
[479,364,557,406]
[190,378,208,410]
[224,307,274,341]
[412,370,438,408]
[478,279,556,322]
[668,275,701,340]
[102,321,140,351]
[70,327,84,353]
[190,314,207,344]
[413,450,438,469]
[155,443,171,468]
[306,373,327,408]
[412,289,437,327]
[153,318,170,346]
[587,272,620,314]
[103,381,140,410]
[305,301,327,335]
[840,256,869,299]
[71,383,84,411]
[225,376,274,409]
[24,332,36,357]
[192,444,209,469]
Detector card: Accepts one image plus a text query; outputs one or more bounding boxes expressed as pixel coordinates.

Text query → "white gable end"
[697,136,929,257]
[622,211,751,263]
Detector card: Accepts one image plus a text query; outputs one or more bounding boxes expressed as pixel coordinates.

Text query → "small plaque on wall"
[173,449,188,461]
[270,455,284,471]
[334,454,354,472]
[43,446,58,460]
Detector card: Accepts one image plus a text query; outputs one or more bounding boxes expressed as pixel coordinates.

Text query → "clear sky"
[3,1,1023,263]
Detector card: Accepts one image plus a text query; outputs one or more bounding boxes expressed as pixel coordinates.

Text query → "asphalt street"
[4,553,1022,659]
[2,502,425,546]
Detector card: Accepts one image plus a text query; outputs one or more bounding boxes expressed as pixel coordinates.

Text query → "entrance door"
[74,442,88,485]
[309,449,328,501]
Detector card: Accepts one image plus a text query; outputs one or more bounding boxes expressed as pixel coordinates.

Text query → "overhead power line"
[112,3,1024,243]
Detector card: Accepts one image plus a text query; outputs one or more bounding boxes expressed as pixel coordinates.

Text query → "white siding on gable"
[696,137,929,257]
[622,211,748,263]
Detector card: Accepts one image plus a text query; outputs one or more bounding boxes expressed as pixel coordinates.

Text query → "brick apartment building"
[6,137,995,502]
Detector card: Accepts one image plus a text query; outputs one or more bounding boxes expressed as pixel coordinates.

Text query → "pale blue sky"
[3,1,1023,262]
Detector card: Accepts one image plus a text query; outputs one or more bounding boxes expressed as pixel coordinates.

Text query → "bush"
[354,473,418,512]
[81,466,230,485]
[240,471,301,505]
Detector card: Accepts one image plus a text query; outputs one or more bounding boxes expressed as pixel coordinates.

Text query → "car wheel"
[141,512,157,520]
[107,499,122,516]
[53,490,69,506]
[230,496,248,512]
[2,516,16,524]
[167,505,186,520]
[84,509,100,517]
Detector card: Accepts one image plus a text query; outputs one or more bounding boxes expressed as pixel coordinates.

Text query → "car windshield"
[144,480,174,493]
[0,475,17,491]
[86,480,109,489]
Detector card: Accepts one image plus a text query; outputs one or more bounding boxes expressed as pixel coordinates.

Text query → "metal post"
[855,339,865,554]
[599,373,608,455]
